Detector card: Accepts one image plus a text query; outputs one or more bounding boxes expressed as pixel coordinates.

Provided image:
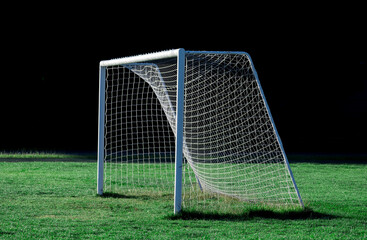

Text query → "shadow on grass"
[98,192,139,199]
[168,207,337,221]
[0,231,15,236]
[98,192,173,200]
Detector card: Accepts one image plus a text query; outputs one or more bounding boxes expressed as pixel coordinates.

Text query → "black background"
[1,5,366,154]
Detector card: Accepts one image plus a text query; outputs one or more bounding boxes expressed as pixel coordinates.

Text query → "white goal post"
[97,49,303,214]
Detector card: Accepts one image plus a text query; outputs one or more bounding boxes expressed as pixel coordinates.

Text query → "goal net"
[97,49,303,214]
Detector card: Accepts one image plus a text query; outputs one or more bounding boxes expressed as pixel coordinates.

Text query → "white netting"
[103,52,301,213]
[103,58,177,194]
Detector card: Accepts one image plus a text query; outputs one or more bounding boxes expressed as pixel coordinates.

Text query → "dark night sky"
[1,5,366,154]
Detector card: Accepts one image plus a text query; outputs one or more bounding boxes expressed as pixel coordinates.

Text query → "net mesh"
[103,52,301,213]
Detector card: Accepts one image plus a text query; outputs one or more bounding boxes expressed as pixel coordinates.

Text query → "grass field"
[0,154,366,239]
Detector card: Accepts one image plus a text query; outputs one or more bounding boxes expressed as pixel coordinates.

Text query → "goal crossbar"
[100,49,248,67]
[100,49,180,66]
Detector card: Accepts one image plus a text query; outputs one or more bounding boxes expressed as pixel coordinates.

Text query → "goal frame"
[97,48,303,214]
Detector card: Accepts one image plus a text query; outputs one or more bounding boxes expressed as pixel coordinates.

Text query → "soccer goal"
[97,49,303,214]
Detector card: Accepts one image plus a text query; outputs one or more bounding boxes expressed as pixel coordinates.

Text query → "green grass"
[0,157,366,239]
[0,151,95,160]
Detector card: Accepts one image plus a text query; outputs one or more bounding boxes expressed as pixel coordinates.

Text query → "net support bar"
[247,53,304,208]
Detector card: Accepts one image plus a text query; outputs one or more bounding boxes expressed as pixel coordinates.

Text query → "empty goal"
[97,49,303,214]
